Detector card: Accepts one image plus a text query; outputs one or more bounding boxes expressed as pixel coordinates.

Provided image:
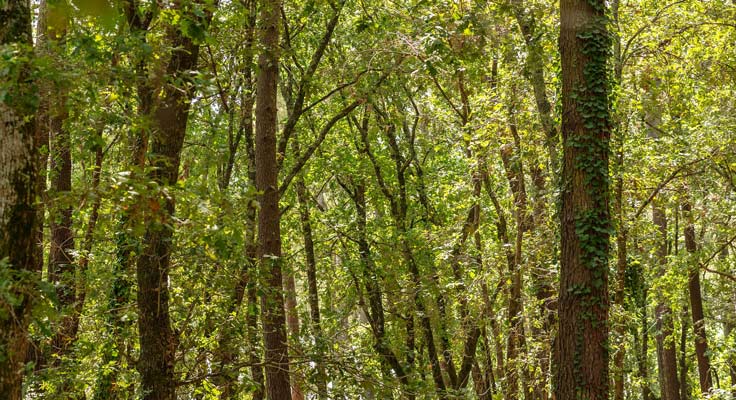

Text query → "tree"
[555,0,612,398]
[0,0,38,397]
[254,0,292,398]
[135,2,212,398]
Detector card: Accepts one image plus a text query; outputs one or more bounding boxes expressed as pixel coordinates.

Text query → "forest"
[0,0,735,399]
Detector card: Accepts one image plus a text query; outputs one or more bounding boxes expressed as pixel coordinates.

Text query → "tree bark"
[653,205,681,400]
[255,0,292,398]
[295,177,328,399]
[555,0,612,398]
[0,0,38,397]
[682,200,713,394]
[46,23,75,357]
[135,6,208,398]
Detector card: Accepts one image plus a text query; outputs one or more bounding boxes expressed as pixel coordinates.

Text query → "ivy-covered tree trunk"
[0,0,38,397]
[135,9,206,399]
[555,0,612,398]
[255,0,292,398]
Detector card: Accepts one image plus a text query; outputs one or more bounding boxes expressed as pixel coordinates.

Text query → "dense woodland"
[1,0,735,399]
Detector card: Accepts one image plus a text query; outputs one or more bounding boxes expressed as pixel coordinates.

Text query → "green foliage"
[2,0,735,398]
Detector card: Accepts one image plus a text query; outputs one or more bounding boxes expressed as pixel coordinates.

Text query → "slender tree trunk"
[500,131,527,400]
[95,3,156,396]
[295,177,328,399]
[72,143,103,338]
[284,269,304,400]
[725,319,736,399]
[555,0,612,398]
[653,205,681,400]
[610,2,627,395]
[255,0,292,397]
[0,0,38,397]
[682,200,713,394]
[637,288,652,400]
[679,306,690,400]
[510,0,557,168]
[47,31,75,357]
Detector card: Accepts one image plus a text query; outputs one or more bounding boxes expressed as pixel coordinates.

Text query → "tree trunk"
[555,0,612,398]
[653,205,681,400]
[679,306,690,400]
[0,0,38,397]
[500,131,527,400]
[47,30,75,357]
[682,200,713,394]
[255,0,292,397]
[637,287,652,400]
[296,177,328,399]
[95,3,156,396]
[284,269,304,400]
[725,319,736,399]
[136,9,207,398]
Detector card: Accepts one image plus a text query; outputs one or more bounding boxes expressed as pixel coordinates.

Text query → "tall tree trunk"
[510,0,557,168]
[725,318,736,399]
[284,269,304,400]
[612,169,627,400]
[555,0,612,398]
[95,3,156,397]
[679,306,690,400]
[295,177,328,399]
[682,200,713,394]
[47,25,75,357]
[637,287,652,400]
[500,132,527,400]
[0,0,38,397]
[136,8,207,398]
[610,1,626,395]
[255,0,292,398]
[653,205,681,400]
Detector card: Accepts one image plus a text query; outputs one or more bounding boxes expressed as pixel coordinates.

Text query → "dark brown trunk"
[255,0,291,397]
[682,200,713,394]
[556,0,612,398]
[653,205,681,400]
[0,0,38,397]
[345,180,411,392]
[136,9,206,398]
